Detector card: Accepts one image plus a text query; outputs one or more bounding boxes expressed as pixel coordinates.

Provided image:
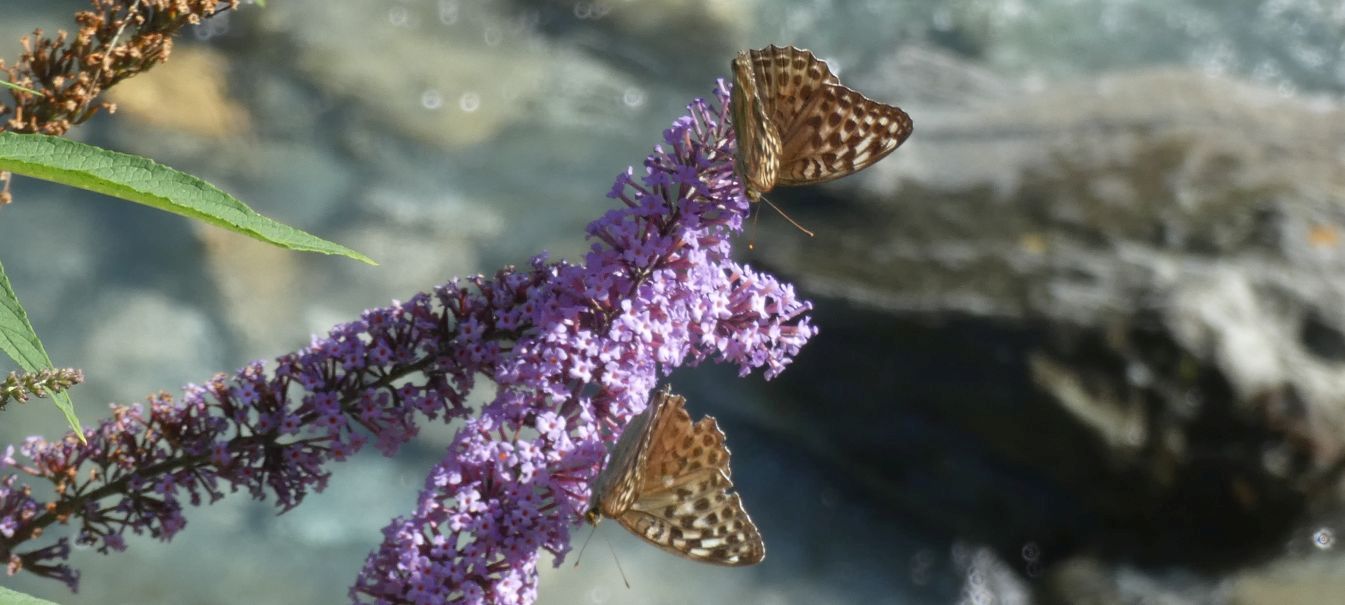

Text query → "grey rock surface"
[750,53,1345,603]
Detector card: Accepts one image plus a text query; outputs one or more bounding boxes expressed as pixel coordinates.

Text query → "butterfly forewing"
[747,45,840,134]
[641,414,727,488]
[586,387,766,566]
[730,51,781,200]
[729,44,913,200]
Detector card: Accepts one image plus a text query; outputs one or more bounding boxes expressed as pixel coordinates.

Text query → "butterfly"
[730,44,914,201]
[585,386,765,566]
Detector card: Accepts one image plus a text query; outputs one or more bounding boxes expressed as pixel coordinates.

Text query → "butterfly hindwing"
[587,387,766,566]
[618,468,766,566]
[747,45,840,136]
[776,83,913,186]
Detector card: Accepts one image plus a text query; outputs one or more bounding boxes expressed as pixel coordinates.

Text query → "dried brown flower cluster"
[0,0,239,136]
[0,368,85,409]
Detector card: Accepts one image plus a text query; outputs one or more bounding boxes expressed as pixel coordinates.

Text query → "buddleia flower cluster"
[0,81,816,604]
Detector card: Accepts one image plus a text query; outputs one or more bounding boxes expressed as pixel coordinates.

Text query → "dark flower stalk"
[0,368,84,409]
[0,82,815,603]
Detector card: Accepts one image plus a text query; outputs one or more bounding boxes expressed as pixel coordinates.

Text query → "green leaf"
[0,586,63,605]
[0,133,375,265]
[0,80,41,95]
[255,0,267,7]
[0,258,84,438]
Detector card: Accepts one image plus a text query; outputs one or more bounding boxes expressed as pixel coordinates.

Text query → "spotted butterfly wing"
[728,45,913,200]
[586,386,766,566]
[775,82,913,186]
[619,393,765,565]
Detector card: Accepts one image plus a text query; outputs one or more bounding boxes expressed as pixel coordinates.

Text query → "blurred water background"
[2,0,1345,603]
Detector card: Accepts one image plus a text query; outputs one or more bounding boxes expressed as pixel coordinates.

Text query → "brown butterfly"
[730,44,913,201]
[585,386,765,566]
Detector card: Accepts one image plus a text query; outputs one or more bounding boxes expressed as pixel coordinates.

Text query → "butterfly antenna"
[763,196,816,238]
[747,202,762,251]
[573,524,598,568]
[603,533,632,589]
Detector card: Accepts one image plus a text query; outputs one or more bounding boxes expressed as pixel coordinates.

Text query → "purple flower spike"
[0,82,815,603]
[350,84,813,604]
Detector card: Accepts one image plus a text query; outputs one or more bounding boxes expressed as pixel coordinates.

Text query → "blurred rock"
[1043,556,1222,605]
[1044,541,1345,605]
[107,45,252,137]
[103,52,353,232]
[322,184,500,305]
[869,45,1019,109]
[195,184,501,358]
[248,1,538,149]
[83,289,225,400]
[259,0,645,150]
[750,61,1345,599]
[195,225,308,357]
[951,544,1031,605]
[517,0,746,86]
[0,1,83,60]
[0,188,101,325]
[1227,544,1345,605]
